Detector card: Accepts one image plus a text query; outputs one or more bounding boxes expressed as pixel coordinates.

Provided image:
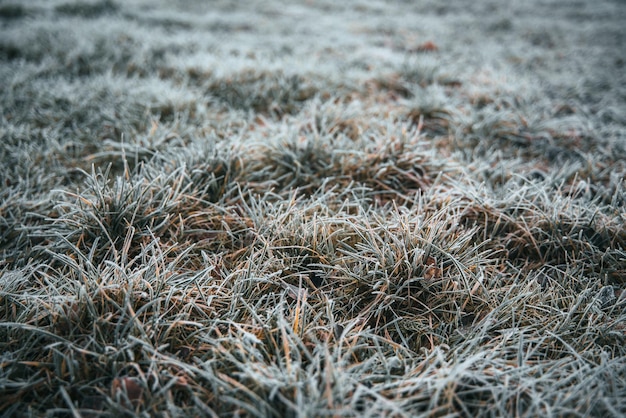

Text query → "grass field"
[1,0,625,416]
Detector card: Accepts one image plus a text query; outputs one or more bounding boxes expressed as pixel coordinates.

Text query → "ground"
[1,0,625,416]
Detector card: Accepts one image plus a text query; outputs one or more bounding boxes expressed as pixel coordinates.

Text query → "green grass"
[1,0,625,416]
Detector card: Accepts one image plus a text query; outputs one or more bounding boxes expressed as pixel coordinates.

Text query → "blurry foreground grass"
[1,0,625,416]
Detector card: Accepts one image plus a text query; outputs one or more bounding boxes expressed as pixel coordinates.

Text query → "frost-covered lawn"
[1,0,625,416]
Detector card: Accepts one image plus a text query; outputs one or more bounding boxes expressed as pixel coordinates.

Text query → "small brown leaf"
[111,377,143,407]
[413,41,439,53]
[424,256,442,280]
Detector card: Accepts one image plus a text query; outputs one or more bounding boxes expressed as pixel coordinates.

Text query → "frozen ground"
[1,0,625,416]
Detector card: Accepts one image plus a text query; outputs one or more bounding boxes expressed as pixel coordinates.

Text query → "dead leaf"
[111,377,143,408]
[424,256,443,280]
[413,41,439,53]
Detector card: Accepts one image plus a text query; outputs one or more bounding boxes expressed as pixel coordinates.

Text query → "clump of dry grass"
[1,0,625,416]
[205,70,320,116]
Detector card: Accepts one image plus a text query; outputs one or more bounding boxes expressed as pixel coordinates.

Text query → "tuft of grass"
[55,0,119,18]
[205,70,320,116]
